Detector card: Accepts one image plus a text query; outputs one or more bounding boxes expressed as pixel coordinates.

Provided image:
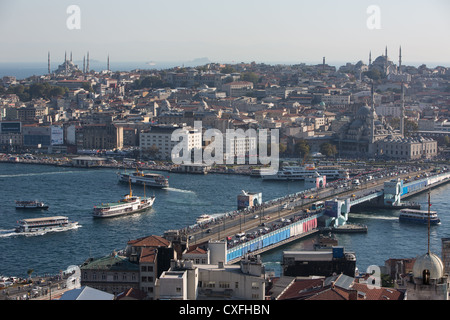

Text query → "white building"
[140,124,202,160]
[157,241,266,300]
[156,255,266,300]
[321,94,351,106]
[221,81,254,97]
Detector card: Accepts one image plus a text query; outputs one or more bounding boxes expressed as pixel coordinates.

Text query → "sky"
[1,0,449,66]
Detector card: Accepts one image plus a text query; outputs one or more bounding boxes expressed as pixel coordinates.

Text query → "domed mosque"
[336,83,401,157]
[406,192,449,300]
[336,82,437,160]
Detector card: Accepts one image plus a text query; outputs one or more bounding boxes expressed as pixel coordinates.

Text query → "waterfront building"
[81,235,175,300]
[80,123,124,150]
[156,254,266,300]
[140,124,202,160]
[126,235,175,299]
[282,247,357,278]
[80,254,141,296]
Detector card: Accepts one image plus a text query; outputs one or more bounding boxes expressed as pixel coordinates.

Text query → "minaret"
[48,51,51,74]
[385,46,388,59]
[370,82,376,142]
[400,82,405,137]
[107,54,110,72]
[322,57,325,71]
[70,51,73,62]
[369,51,372,66]
[83,55,86,73]
[399,46,402,74]
[86,51,90,73]
[64,51,68,75]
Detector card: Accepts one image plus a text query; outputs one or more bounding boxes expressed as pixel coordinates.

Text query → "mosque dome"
[356,104,372,117]
[412,252,444,280]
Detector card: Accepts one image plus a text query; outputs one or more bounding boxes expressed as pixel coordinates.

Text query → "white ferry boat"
[15,216,78,234]
[262,165,348,181]
[15,200,49,210]
[196,214,213,224]
[117,169,168,188]
[93,187,155,218]
[399,209,440,225]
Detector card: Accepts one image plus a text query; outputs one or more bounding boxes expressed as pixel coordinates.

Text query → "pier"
[171,166,450,265]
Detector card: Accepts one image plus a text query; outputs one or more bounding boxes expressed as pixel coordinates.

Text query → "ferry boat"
[399,209,440,225]
[262,165,348,181]
[15,216,78,234]
[15,200,49,210]
[399,190,440,225]
[196,214,212,224]
[93,185,155,218]
[117,169,168,188]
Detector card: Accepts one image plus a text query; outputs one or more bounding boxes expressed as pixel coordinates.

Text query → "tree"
[27,269,34,281]
[241,72,259,86]
[220,66,235,74]
[294,139,310,158]
[320,142,337,157]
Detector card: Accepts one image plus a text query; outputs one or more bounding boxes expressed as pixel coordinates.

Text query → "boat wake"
[349,213,397,221]
[0,171,77,178]
[165,187,195,194]
[0,225,81,238]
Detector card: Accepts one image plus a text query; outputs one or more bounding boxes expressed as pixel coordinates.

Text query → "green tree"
[294,139,310,158]
[320,142,337,157]
[27,269,34,281]
[220,65,235,74]
[241,72,259,86]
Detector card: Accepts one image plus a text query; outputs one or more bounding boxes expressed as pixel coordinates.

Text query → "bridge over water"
[168,168,450,264]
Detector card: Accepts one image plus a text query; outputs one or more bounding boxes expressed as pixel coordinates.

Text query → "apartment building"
[140,124,202,160]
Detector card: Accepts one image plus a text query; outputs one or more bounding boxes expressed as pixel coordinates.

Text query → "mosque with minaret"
[335,46,437,160]
[47,51,110,76]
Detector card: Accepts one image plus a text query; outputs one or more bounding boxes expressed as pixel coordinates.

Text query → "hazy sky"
[1,0,449,66]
